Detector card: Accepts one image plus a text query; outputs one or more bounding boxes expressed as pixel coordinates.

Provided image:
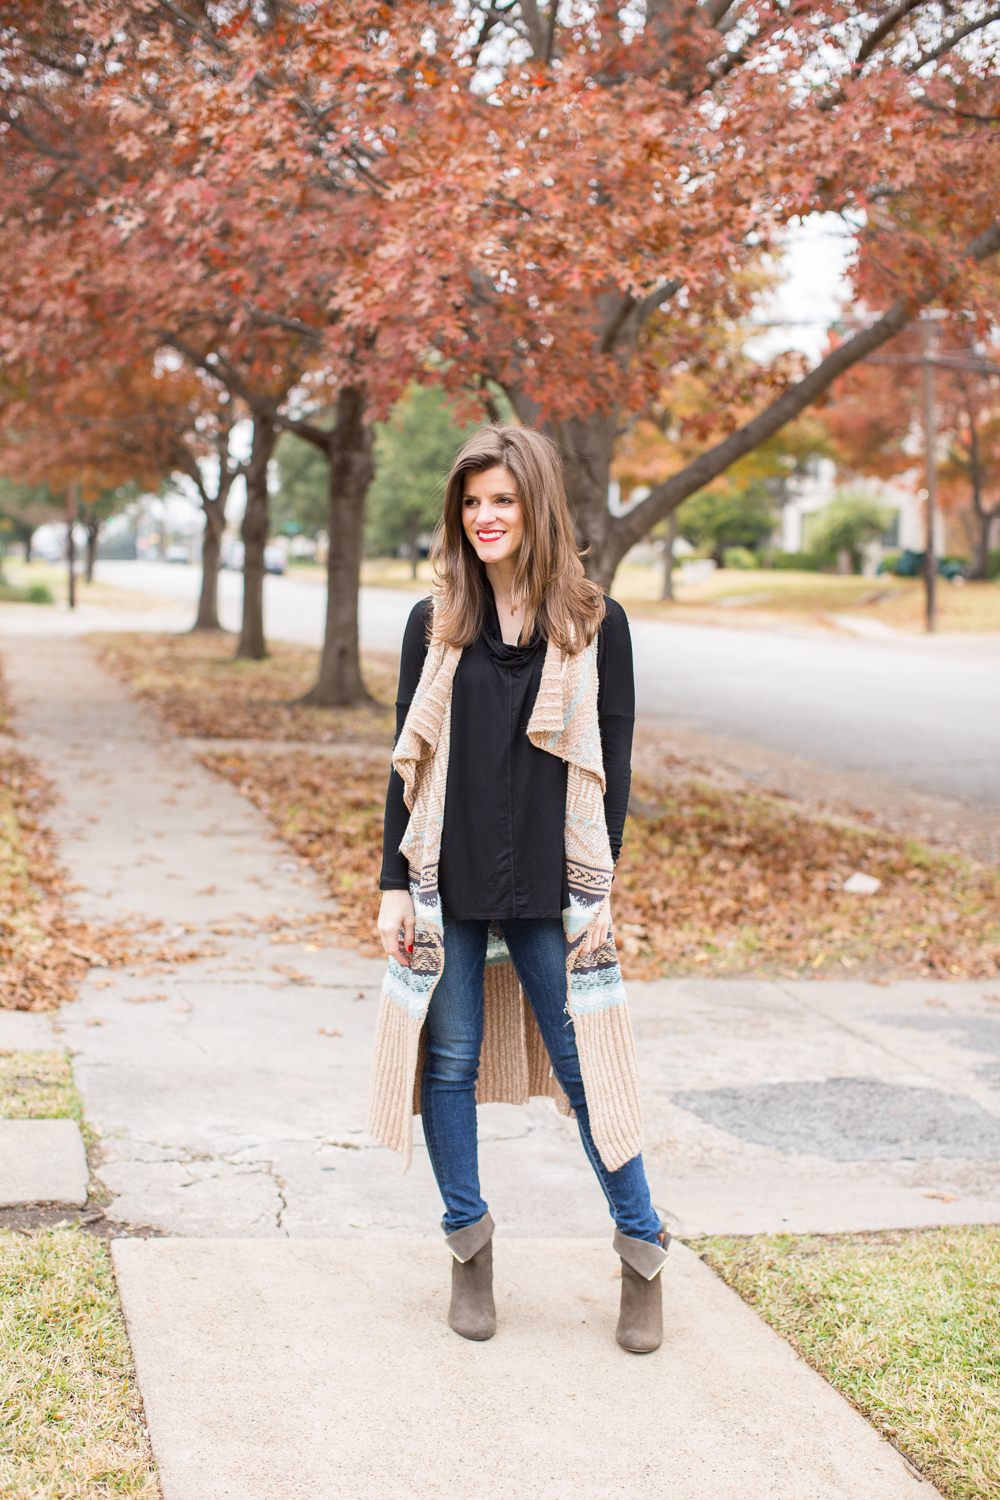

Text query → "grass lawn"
[0,1033,156,1494]
[615,564,1000,633]
[360,558,434,590]
[2,558,173,614]
[0,1048,81,1123]
[700,1228,1000,1500]
[0,1228,158,1500]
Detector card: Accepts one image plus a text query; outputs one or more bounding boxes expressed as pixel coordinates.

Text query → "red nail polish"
[407,944,414,953]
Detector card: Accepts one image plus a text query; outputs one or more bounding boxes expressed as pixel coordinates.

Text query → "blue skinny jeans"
[420,916,662,1244]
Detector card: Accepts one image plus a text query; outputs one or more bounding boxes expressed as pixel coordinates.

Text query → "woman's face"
[462,465,525,567]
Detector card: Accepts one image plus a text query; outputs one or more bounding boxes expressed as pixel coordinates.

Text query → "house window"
[881,511,900,547]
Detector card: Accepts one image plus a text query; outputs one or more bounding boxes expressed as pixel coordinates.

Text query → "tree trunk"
[662,511,676,600]
[65,483,77,610]
[194,509,224,630]
[507,401,621,587]
[237,415,278,660]
[66,520,76,609]
[84,519,99,584]
[300,386,374,707]
[969,506,998,581]
[407,514,420,580]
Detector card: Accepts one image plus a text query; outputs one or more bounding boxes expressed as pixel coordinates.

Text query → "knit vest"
[365,619,644,1172]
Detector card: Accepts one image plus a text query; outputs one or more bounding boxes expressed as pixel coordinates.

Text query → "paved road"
[96,561,1000,808]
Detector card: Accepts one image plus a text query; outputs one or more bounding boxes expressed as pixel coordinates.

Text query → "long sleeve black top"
[379,594,634,922]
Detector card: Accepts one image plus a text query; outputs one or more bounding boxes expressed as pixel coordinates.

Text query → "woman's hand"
[377,890,416,967]
[583,896,611,954]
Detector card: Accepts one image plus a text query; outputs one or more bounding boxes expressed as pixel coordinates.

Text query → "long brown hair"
[431,425,606,653]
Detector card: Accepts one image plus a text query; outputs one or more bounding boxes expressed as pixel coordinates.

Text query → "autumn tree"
[352,2,1000,585]
[0,4,391,673]
[937,355,1000,577]
[4,2,1000,706]
[826,323,1000,577]
[0,480,64,561]
[0,343,243,626]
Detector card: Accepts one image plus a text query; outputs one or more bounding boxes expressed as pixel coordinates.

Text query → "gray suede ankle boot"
[614,1221,670,1353]
[445,1211,496,1341]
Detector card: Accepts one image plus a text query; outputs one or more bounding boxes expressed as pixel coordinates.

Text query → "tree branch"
[703,0,740,24]
[614,220,1000,551]
[273,413,335,449]
[907,6,1000,72]
[854,0,930,69]
[597,279,683,356]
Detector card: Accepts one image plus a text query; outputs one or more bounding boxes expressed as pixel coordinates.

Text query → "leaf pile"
[94,631,395,742]
[701,1228,1000,1500]
[202,751,1000,980]
[615,774,1000,980]
[0,746,208,1012]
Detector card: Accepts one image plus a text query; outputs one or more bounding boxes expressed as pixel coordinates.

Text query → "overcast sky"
[751,212,857,363]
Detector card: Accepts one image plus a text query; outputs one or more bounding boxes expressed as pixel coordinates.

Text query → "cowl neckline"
[481,593,543,665]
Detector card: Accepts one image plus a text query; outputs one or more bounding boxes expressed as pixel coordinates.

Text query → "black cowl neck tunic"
[380,594,634,922]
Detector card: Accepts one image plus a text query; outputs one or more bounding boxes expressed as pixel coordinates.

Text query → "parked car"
[878,549,966,580]
[164,544,190,564]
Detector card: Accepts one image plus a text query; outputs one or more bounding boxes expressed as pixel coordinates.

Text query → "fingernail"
[407,944,413,953]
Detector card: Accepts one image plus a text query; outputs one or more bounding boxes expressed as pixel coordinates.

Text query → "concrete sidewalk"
[112,1236,928,1500]
[5,635,998,1240]
[1,626,982,1496]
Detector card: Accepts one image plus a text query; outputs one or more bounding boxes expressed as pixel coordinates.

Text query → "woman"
[368,425,668,1352]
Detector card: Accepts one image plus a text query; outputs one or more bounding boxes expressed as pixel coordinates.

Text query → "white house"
[779,457,943,569]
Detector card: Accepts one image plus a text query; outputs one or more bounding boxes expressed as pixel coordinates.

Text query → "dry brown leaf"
[201,751,1000,982]
[92,632,395,743]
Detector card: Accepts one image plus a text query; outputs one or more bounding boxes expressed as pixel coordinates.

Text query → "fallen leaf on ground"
[199,751,1000,982]
[92,632,395,743]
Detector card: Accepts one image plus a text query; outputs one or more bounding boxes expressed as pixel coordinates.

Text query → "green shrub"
[26,583,53,604]
[989,548,1000,581]
[770,551,822,571]
[722,546,759,569]
[808,491,893,573]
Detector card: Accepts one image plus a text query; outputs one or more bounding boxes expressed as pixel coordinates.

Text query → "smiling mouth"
[476,530,505,543]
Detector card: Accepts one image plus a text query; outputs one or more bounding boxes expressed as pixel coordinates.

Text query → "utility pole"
[66,482,78,610]
[864,319,1000,633]
[920,319,937,634]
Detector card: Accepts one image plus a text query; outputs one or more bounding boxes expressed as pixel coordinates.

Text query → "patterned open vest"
[365,620,644,1173]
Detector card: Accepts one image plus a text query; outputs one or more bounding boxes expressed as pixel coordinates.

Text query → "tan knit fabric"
[366,615,643,1172]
